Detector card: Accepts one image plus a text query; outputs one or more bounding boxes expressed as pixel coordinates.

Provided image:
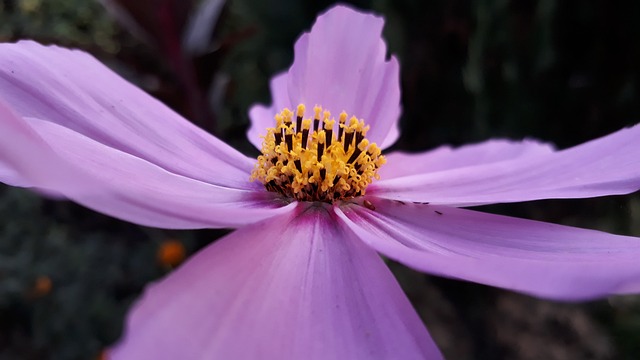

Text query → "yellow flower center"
[251,104,385,202]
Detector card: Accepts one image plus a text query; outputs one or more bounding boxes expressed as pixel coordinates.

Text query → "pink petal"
[0,102,295,229]
[247,72,290,149]
[0,164,24,187]
[380,139,555,179]
[0,40,253,188]
[248,5,401,150]
[111,204,442,360]
[336,198,640,300]
[371,125,640,206]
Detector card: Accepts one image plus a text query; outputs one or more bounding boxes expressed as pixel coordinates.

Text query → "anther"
[285,127,293,151]
[324,116,335,147]
[274,114,284,145]
[301,119,311,149]
[283,108,293,127]
[313,105,322,132]
[348,139,369,164]
[338,111,347,141]
[317,132,325,162]
[296,104,305,134]
[343,116,358,153]
[274,132,283,146]
[355,121,367,145]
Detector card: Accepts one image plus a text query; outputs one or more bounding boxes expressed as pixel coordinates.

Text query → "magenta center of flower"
[251,104,386,202]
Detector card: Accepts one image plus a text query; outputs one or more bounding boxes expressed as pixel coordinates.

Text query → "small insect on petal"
[363,199,376,211]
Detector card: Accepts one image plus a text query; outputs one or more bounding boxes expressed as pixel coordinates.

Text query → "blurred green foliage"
[0,187,209,359]
[1,189,131,359]
[0,0,119,52]
[1,0,640,359]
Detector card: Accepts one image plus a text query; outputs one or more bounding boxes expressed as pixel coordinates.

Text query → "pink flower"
[1,5,640,359]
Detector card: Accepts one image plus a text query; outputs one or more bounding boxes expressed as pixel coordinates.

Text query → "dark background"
[1,0,639,359]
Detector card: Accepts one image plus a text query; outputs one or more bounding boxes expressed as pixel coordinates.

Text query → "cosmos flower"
[1,4,640,360]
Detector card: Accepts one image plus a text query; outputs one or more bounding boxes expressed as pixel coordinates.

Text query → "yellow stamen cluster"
[251,104,386,202]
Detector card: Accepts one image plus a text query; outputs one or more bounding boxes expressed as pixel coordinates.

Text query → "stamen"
[348,139,369,164]
[251,105,385,203]
[274,114,284,145]
[343,117,358,152]
[313,105,322,132]
[317,131,325,162]
[338,111,347,141]
[274,132,283,146]
[293,105,303,134]
[301,119,311,149]
[285,126,293,151]
[323,112,334,147]
[283,108,293,127]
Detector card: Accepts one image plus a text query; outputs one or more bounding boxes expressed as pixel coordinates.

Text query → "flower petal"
[247,72,290,149]
[0,163,24,187]
[0,102,295,229]
[380,139,555,179]
[371,125,640,206]
[285,5,400,149]
[336,199,640,300]
[0,40,253,188]
[111,205,442,360]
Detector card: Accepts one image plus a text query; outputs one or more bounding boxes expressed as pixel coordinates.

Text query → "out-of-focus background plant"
[1,0,639,359]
